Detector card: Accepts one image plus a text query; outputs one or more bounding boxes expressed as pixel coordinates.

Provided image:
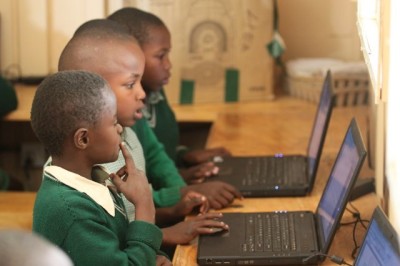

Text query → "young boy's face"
[141,25,172,92]
[96,41,146,127]
[88,89,123,164]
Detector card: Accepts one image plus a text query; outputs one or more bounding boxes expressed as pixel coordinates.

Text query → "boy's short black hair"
[58,19,136,71]
[73,18,131,38]
[31,70,112,157]
[108,7,165,45]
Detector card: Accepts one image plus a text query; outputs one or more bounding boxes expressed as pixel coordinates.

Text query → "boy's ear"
[74,128,89,149]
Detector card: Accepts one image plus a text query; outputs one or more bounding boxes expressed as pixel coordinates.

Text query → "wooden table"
[172,102,377,266]
[1,86,36,230]
[0,192,36,230]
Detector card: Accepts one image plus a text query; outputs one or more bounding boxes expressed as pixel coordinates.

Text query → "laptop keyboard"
[242,213,297,253]
[243,156,306,186]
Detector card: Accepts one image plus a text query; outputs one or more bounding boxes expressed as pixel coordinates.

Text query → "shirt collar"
[143,91,164,128]
[44,165,115,217]
[147,90,164,104]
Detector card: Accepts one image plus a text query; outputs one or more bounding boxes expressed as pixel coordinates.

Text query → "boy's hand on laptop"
[182,181,243,210]
[110,142,155,223]
[183,147,231,165]
[155,192,208,227]
[175,191,209,216]
[162,213,229,245]
[179,162,219,184]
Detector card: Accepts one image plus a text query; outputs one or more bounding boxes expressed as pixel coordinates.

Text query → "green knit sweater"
[132,119,186,208]
[142,89,181,163]
[33,175,163,266]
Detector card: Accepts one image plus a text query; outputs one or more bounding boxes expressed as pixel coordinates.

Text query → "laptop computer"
[211,70,336,197]
[197,118,366,266]
[353,206,400,265]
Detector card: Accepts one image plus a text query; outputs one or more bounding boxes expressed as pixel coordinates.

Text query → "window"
[357,0,380,101]
[358,0,400,234]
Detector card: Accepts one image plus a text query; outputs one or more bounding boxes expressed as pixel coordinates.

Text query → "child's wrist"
[135,202,156,223]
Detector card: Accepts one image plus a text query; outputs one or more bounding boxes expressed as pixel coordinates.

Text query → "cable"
[341,202,370,259]
[348,202,369,229]
[302,251,353,266]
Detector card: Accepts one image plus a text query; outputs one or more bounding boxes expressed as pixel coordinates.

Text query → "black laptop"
[353,206,400,265]
[211,71,336,197]
[197,118,366,266]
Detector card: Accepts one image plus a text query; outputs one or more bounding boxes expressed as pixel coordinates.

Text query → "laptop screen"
[354,208,400,265]
[306,72,333,181]
[315,119,365,251]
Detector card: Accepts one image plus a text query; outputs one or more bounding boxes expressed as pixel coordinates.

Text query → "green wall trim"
[180,79,194,104]
[225,68,239,102]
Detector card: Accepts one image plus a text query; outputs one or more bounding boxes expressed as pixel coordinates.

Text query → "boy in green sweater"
[58,19,230,248]
[31,70,167,265]
[108,7,232,185]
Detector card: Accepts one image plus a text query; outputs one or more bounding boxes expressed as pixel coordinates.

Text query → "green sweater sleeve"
[132,118,186,207]
[65,219,162,266]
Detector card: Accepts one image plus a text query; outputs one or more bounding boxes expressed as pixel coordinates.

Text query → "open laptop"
[211,70,336,197]
[353,206,400,265]
[197,118,366,266]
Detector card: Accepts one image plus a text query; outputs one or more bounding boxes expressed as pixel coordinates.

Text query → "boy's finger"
[109,173,122,186]
[119,142,136,169]
[224,183,243,200]
[190,195,206,204]
[199,200,209,213]
[211,166,219,175]
[115,167,127,178]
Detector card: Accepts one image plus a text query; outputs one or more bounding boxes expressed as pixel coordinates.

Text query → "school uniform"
[33,165,162,266]
[142,89,189,167]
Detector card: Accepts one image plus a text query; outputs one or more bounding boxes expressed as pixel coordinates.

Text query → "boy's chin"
[119,120,134,128]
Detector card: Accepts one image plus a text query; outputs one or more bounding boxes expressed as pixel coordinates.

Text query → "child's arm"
[181,181,243,210]
[179,161,219,184]
[110,142,155,223]
[155,191,208,226]
[182,147,232,165]
[161,213,229,245]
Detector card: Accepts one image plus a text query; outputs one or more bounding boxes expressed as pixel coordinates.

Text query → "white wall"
[1,1,362,77]
[0,0,109,78]
[278,0,362,62]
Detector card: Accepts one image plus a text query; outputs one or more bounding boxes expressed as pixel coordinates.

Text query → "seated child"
[57,19,230,249]
[31,70,167,265]
[109,7,232,185]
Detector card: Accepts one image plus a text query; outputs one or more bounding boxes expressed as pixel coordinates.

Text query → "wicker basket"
[286,73,370,106]
[285,58,370,106]
[286,75,325,103]
[332,73,370,106]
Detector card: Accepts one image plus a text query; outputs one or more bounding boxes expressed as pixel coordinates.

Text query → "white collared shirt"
[44,165,116,217]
